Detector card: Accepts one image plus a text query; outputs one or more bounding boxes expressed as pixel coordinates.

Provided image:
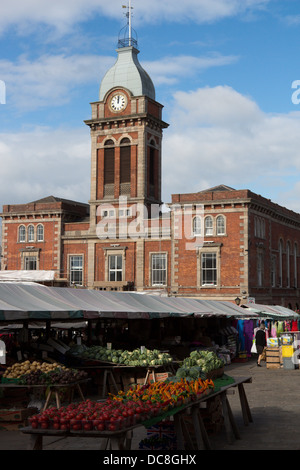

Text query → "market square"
[1,0,300,455]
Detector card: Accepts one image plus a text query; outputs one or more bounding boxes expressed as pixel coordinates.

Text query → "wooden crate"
[266,347,281,369]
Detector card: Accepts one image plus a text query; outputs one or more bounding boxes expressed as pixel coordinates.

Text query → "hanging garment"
[292,320,298,332]
[244,320,254,355]
[237,320,245,351]
[271,322,277,338]
[277,321,284,336]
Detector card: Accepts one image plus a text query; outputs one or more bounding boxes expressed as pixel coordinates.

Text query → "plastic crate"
[283,357,295,370]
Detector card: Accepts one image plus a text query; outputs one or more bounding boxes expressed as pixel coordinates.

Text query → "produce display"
[175,350,224,380]
[1,360,88,385]
[69,345,173,367]
[28,377,214,432]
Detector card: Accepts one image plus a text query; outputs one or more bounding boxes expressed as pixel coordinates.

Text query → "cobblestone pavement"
[1,358,299,451]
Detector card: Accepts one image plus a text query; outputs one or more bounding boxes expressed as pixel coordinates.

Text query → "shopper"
[256,321,267,366]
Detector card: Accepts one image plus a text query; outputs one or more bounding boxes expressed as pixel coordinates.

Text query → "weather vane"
[119,1,137,48]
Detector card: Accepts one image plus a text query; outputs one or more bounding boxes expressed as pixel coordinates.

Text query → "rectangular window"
[151,253,167,286]
[201,253,217,286]
[257,252,263,287]
[109,255,123,282]
[271,256,276,288]
[24,256,37,270]
[70,255,83,286]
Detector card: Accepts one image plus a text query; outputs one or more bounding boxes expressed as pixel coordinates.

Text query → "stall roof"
[0,282,258,320]
[243,303,298,319]
[0,270,56,282]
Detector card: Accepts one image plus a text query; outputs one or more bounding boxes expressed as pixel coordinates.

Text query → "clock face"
[110,94,127,112]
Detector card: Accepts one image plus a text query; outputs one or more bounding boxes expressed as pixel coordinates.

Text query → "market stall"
[242,303,300,369]
[21,374,253,451]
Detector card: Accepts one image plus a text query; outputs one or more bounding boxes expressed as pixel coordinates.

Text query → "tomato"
[72,424,82,431]
[96,423,105,431]
[53,422,60,430]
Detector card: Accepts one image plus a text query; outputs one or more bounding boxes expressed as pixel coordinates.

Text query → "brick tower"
[85,7,169,237]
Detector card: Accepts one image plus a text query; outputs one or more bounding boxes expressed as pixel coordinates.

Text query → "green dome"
[99,46,155,101]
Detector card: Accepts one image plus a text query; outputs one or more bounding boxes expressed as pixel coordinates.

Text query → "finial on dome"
[119,0,138,48]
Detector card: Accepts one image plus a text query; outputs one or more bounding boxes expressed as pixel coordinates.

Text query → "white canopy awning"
[243,303,298,319]
[0,271,56,282]
[0,282,258,321]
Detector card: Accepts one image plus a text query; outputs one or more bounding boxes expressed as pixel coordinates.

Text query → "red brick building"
[1,29,300,310]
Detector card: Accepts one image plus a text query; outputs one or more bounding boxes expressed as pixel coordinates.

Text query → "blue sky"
[1,0,300,215]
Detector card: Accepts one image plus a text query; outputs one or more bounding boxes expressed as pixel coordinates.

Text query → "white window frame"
[192,216,202,236]
[69,255,84,286]
[201,252,217,286]
[151,252,167,286]
[216,215,226,235]
[28,225,35,242]
[108,254,123,282]
[37,224,44,242]
[204,216,213,236]
[18,225,26,243]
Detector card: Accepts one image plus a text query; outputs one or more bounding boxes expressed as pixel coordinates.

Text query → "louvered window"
[104,140,115,185]
[120,138,131,184]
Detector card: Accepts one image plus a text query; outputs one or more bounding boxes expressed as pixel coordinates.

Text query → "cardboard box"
[267,338,279,347]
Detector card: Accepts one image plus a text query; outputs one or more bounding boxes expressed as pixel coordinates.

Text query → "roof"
[29,196,89,208]
[99,46,156,101]
[0,283,258,320]
[199,185,235,193]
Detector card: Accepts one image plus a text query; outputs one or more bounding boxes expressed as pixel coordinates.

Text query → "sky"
[1,0,300,220]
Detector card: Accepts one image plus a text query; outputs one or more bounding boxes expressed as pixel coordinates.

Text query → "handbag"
[251,340,257,354]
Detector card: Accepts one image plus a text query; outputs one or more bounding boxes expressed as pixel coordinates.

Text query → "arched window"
[28,225,35,242]
[216,215,225,235]
[104,139,115,185]
[37,224,44,242]
[193,216,201,236]
[204,216,213,236]
[18,225,26,242]
[120,138,131,193]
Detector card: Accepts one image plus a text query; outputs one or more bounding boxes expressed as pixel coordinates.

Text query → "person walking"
[256,321,267,366]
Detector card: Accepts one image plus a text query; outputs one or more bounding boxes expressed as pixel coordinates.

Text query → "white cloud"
[0,54,114,110]
[1,85,300,224]
[162,86,300,212]
[144,54,238,86]
[0,127,90,205]
[0,53,237,111]
[0,0,271,35]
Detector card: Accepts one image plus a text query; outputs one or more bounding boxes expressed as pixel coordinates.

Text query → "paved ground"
[1,358,299,451]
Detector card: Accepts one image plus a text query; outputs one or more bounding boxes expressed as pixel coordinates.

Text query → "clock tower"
[85,7,169,235]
